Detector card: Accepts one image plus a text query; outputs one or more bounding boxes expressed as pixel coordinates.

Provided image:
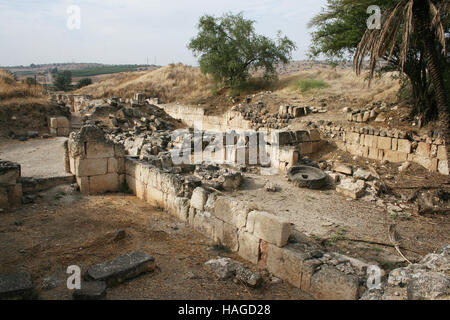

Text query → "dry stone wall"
[68,125,126,194]
[319,123,449,175]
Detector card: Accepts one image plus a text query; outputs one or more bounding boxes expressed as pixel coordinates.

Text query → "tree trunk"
[414,2,450,140]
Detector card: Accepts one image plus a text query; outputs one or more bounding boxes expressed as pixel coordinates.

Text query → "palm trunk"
[414,2,450,140]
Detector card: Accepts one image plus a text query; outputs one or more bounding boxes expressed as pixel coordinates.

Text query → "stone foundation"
[0,160,23,209]
[320,124,449,175]
[49,116,70,137]
[68,125,126,195]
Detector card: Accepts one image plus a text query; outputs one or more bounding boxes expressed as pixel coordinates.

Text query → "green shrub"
[290,79,329,93]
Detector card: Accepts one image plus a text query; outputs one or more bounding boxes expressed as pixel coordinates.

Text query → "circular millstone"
[287,165,328,189]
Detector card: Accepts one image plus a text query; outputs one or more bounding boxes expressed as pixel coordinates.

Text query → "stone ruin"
[4,92,447,300]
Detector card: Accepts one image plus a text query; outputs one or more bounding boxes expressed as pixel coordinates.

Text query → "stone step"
[85,251,155,287]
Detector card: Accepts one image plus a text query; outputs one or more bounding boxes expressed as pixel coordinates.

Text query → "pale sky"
[0,0,328,67]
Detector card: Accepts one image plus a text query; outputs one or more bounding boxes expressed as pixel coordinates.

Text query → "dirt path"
[0,137,70,178]
[0,185,311,300]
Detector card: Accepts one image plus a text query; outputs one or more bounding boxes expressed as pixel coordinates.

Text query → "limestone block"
[77,176,90,195]
[0,169,19,186]
[193,212,215,240]
[377,137,392,150]
[363,135,377,148]
[310,265,359,300]
[309,129,321,141]
[213,196,249,229]
[383,150,408,163]
[299,142,313,155]
[246,211,291,247]
[347,132,360,145]
[86,142,115,159]
[89,173,120,194]
[75,158,108,177]
[57,117,70,128]
[222,223,239,252]
[238,230,260,264]
[437,146,448,160]
[0,188,8,208]
[336,179,366,199]
[173,197,190,222]
[416,142,431,158]
[438,160,449,175]
[265,244,311,289]
[7,184,22,205]
[107,158,118,173]
[49,117,58,129]
[397,139,412,153]
[368,147,378,160]
[190,187,208,211]
[57,128,70,136]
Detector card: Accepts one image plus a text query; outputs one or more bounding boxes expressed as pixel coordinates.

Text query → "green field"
[71,65,148,77]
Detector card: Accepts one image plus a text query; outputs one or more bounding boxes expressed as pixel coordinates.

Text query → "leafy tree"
[76,78,92,89]
[188,12,296,89]
[309,0,449,132]
[354,0,449,137]
[53,71,72,91]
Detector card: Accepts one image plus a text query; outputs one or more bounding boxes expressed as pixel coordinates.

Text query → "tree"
[53,71,73,91]
[188,12,296,89]
[76,78,92,89]
[309,0,449,131]
[354,0,450,137]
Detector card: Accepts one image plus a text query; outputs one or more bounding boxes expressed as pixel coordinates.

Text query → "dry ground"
[230,145,450,271]
[0,185,312,300]
[0,137,70,178]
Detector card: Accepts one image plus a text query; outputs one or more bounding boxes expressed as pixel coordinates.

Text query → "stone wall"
[49,116,70,137]
[158,103,253,131]
[123,156,363,300]
[69,126,364,299]
[320,124,449,175]
[68,125,126,195]
[0,160,23,209]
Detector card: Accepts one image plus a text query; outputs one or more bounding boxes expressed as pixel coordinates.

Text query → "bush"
[290,79,329,93]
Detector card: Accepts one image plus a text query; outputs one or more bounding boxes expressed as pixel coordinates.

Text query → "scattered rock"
[0,272,35,299]
[72,281,107,300]
[407,272,450,300]
[85,251,155,287]
[264,181,278,192]
[336,179,366,199]
[205,257,263,287]
[398,162,411,173]
[333,163,353,175]
[353,169,373,181]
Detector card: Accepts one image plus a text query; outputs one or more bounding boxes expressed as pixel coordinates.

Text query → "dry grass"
[76,63,401,109]
[0,69,43,103]
[76,63,214,104]
[274,67,401,105]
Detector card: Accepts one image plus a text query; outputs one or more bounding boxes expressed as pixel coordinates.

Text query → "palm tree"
[354,0,449,139]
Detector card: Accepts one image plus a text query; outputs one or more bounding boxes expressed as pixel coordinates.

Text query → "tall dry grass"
[275,67,401,104]
[76,63,214,103]
[0,69,43,102]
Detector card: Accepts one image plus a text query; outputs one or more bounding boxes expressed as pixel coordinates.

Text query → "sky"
[0,0,328,67]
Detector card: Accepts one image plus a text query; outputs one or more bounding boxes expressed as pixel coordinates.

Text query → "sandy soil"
[0,185,312,300]
[0,137,70,178]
